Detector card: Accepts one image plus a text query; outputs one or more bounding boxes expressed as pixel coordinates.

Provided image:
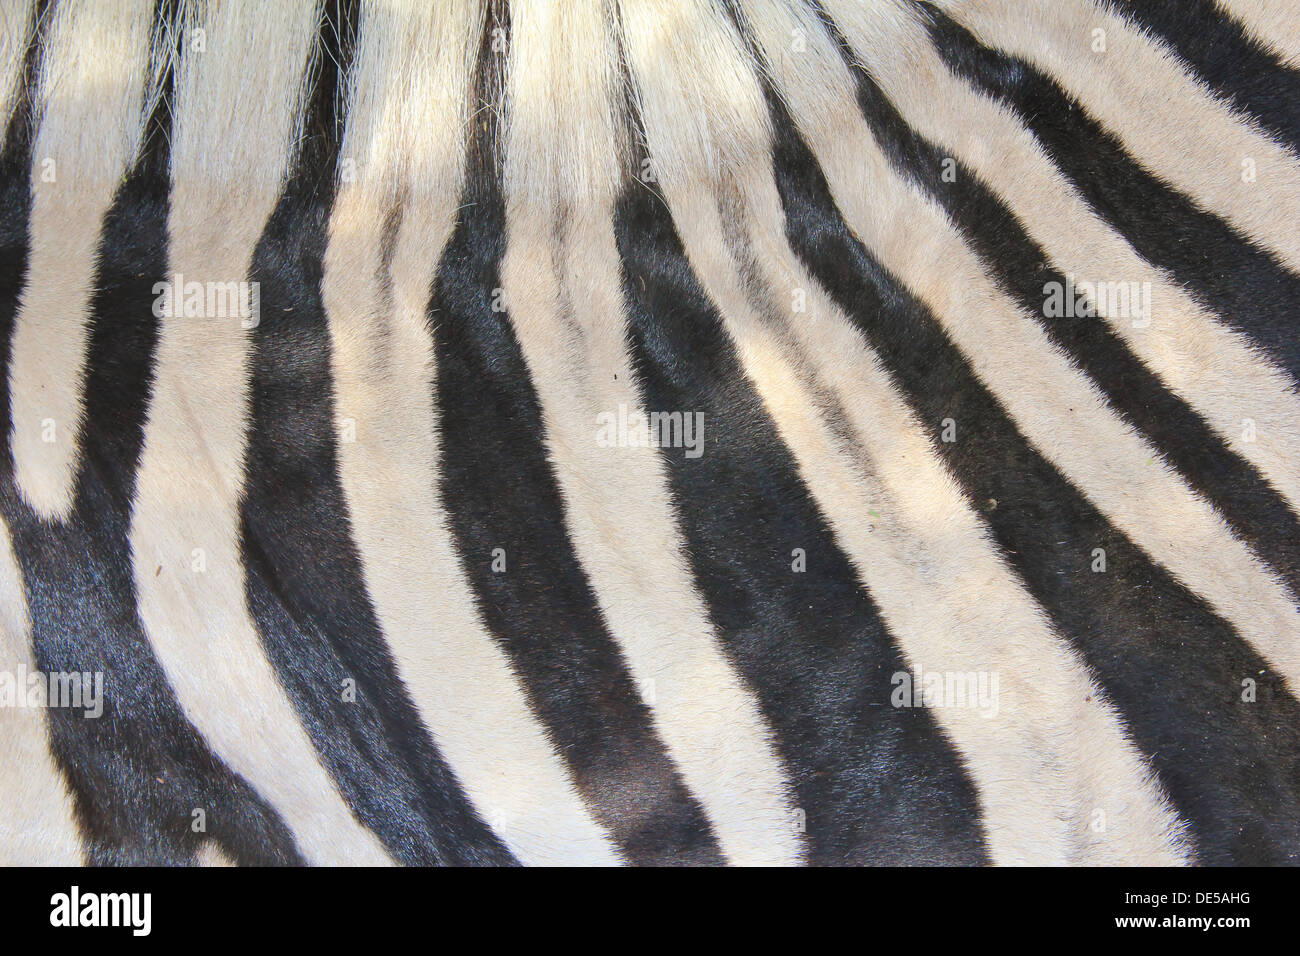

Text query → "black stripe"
[0,3,303,865]
[917,1,1300,383]
[767,78,1300,865]
[1104,0,1300,153]
[426,1,723,865]
[239,0,515,866]
[614,170,990,865]
[820,14,1300,597]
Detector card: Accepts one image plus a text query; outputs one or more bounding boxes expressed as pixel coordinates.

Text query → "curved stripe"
[130,0,391,866]
[432,181,724,864]
[0,33,308,862]
[429,1,722,867]
[630,0,1189,865]
[1,84,306,865]
[767,70,1300,865]
[322,0,621,866]
[8,0,153,520]
[239,0,517,866]
[2,0,1294,868]
[502,0,799,867]
[932,0,1300,274]
[615,170,991,865]
[854,82,1300,601]
[751,0,1300,696]
[827,0,1300,520]
[919,7,1300,384]
[823,0,1300,602]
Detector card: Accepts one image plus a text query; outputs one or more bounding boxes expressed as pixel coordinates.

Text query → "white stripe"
[8,0,154,520]
[1214,0,1300,69]
[931,0,1300,274]
[824,0,1300,514]
[323,0,622,866]
[0,0,32,139]
[130,0,391,866]
[754,0,1300,693]
[502,0,801,866]
[0,519,82,865]
[640,0,1189,865]
[194,840,235,867]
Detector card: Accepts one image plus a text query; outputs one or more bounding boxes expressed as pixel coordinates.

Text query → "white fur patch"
[194,839,235,867]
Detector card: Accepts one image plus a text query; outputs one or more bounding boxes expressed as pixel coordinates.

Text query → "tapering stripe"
[130,0,391,866]
[930,0,1300,275]
[826,0,1300,532]
[818,0,1300,596]
[428,3,722,867]
[432,147,723,867]
[0,1,80,864]
[239,0,513,866]
[2,0,1299,868]
[756,0,1300,698]
[762,30,1300,862]
[501,0,799,866]
[1104,0,1300,152]
[1214,0,1300,70]
[7,0,154,520]
[0,86,304,864]
[0,0,40,434]
[323,0,620,866]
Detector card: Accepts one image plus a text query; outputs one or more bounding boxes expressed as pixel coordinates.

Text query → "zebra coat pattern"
[0,0,1298,866]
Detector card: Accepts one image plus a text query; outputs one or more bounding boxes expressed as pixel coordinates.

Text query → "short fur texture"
[1,0,1298,865]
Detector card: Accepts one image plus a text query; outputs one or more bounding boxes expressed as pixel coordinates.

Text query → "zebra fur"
[0,0,1298,866]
